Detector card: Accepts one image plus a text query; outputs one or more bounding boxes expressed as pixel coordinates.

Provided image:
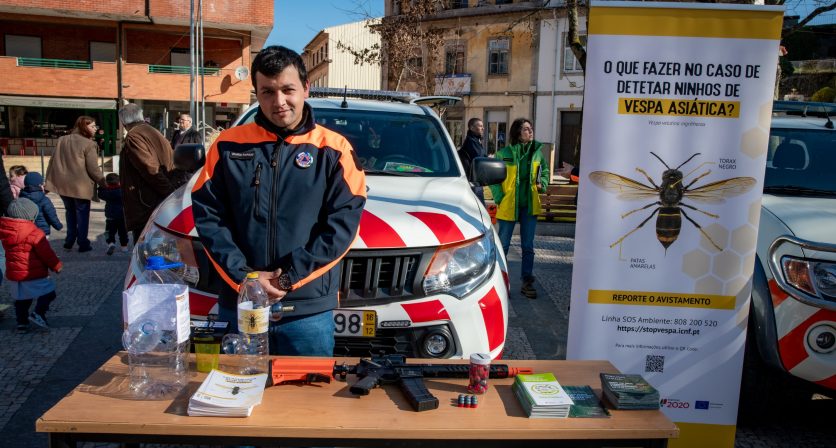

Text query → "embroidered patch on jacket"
[295,152,313,168]
[229,151,255,160]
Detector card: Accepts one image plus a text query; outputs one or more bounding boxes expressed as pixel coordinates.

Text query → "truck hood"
[152,175,488,249]
[762,195,836,244]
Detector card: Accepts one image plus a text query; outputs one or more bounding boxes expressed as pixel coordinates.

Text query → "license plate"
[333,309,376,337]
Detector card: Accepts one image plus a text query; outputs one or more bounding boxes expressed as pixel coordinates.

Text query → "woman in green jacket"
[489,118,549,299]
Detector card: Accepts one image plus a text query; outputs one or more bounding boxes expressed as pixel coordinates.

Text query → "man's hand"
[254,270,288,302]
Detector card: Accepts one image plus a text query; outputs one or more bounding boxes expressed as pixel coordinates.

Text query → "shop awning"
[0,95,116,110]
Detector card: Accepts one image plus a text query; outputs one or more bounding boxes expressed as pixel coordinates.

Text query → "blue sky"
[266,0,384,53]
[264,0,833,54]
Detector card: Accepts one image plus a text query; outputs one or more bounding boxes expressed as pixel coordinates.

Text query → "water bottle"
[123,256,190,399]
[236,272,270,374]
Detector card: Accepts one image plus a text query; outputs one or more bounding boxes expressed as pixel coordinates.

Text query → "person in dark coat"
[0,154,14,288]
[19,172,63,237]
[458,117,486,204]
[170,113,203,149]
[118,103,176,243]
[97,173,129,255]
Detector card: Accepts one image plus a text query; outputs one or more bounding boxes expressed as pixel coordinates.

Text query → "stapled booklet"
[188,369,268,417]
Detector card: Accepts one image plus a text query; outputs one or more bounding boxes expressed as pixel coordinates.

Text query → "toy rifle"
[267,354,533,411]
[333,354,533,412]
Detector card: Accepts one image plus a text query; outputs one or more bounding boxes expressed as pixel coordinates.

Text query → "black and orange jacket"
[191,104,366,315]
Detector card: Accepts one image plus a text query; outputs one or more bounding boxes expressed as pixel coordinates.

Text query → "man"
[458,117,486,204]
[169,113,202,148]
[118,103,176,243]
[191,46,366,356]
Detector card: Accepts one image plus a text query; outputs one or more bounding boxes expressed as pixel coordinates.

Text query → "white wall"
[326,19,382,90]
[534,17,585,146]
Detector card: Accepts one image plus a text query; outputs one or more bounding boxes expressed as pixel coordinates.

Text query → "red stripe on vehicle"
[779,309,836,371]
[816,374,836,391]
[407,212,465,245]
[359,210,406,248]
[501,270,510,295]
[768,279,789,307]
[189,289,218,317]
[167,205,195,236]
[479,287,505,352]
[401,300,450,323]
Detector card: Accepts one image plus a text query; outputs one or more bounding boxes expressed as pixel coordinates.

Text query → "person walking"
[489,118,550,299]
[458,118,486,205]
[118,103,176,244]
[191,45,366,356]
[44,116,105,253]
[19,172,63,238]
[97,173,129,255]
[0,198,62,334]
[169,113,203,149]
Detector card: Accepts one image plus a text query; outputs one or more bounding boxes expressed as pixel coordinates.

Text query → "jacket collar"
[466,130,482,141]
[255,102,315,140]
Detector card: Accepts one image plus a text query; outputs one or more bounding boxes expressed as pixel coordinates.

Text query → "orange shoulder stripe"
[286,125,366,199]
[204,247,241,293]
[192,123,276,193]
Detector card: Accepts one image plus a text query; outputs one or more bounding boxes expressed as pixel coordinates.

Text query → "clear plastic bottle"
[236,272,270,374]
[123,256,190,399]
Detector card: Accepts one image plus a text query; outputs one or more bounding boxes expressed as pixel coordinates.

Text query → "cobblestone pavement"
[0,193,832,447]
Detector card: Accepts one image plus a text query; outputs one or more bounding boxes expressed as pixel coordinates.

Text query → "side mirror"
[472,157,506,186]
[173,143,205,173]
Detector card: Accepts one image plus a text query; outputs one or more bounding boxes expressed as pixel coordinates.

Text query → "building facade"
[0,0,271,156]
[302,20,382,91]
[383,0,561,157]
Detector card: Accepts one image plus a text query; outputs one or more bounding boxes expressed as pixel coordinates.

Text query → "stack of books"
[188,369,268,417]
[512,372,574,418]
[599,373,660,410]
[564,385,610,418]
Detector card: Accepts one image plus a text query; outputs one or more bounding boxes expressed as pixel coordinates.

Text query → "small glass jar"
[467,353,491,394]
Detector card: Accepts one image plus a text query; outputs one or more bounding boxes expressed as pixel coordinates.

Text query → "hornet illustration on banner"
[590,152,756,252]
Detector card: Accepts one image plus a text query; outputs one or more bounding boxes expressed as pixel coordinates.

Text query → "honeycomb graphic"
[682,199,761,296]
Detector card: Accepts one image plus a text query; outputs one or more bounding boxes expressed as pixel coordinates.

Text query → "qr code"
[645,354,665,373]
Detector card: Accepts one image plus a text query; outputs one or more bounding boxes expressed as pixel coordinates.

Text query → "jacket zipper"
[254,162,262,219]
[267,140,283,266]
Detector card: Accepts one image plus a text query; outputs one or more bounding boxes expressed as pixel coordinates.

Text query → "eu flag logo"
[695,400,709,410]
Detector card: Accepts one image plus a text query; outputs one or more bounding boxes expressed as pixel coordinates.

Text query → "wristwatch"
[277,272,292,291]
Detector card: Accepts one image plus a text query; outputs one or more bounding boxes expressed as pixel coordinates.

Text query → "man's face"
[255,65,309,130]
[470,120,484,138]
[178,115,192,130]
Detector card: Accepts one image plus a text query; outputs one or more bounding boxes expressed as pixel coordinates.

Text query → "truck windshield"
[315,109,458,177]
[764,128,836,196]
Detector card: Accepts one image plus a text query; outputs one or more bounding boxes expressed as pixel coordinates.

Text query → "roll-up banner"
[566,2,784,446]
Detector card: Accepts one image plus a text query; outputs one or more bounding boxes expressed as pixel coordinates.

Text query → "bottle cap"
[246,272,259,279]
[145,255,184,270]
[470,353,491,365]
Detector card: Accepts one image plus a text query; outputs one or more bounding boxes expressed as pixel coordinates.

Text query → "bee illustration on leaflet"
[589,152,755,253]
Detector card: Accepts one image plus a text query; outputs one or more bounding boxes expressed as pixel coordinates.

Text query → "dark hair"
[74,115,96,138]
[9,165,27,177]
[251,45,308,89]
[467,117,482,129]
[105,173,120,185]
[509,118,532,146]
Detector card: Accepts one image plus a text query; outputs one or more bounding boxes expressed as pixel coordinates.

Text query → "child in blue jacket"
[19,172,63,237]
[97,173,129,255]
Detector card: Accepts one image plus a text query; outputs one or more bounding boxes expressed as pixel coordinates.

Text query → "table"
[37,354,678,447]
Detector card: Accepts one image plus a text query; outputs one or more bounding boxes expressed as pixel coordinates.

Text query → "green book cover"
[599,373,658,396]
[564,385,610,418]
[514,373,574,407]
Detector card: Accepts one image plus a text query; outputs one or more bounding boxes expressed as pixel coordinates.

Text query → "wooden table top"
[37,354,678,442]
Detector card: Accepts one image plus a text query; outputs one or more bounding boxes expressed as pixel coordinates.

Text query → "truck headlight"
[422,233,495,299]
[782,257,836,299]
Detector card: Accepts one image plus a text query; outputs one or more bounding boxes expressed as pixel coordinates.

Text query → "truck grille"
[338,249,432,306]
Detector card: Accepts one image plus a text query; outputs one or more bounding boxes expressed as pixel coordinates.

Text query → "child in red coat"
[0,198,62,333]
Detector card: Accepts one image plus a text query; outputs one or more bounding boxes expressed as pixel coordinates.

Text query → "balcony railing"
[17,58,92,70]
[148,65,220,75]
